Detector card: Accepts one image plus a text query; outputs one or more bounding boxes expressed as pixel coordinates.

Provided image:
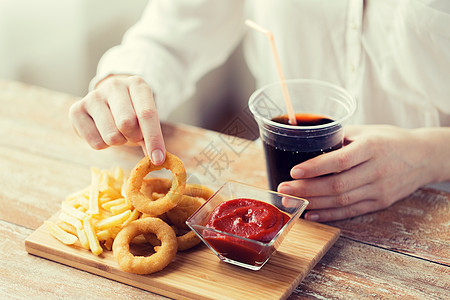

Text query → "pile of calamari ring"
[113,152,214,274]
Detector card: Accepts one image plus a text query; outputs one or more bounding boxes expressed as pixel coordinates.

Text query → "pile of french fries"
[45,167,141,255]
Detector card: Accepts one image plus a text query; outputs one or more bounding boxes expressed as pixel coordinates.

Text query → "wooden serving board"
[25,215,340,300]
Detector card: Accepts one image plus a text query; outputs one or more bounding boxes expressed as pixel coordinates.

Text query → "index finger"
[127,77,166,165]
[291,139,372,179]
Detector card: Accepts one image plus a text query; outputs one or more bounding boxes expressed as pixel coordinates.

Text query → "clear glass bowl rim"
[186,180,309,247]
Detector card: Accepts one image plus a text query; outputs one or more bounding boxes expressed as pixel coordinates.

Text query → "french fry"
[113,166,124,182]
[46,166,159,256]
[113,166,128,195]
[100,186,122,200]
[83,217,103,255]
[121,177,128,202]
[87,167,101,215]
[109,226,122,239]
[45,220,78,245]
[56,220,77,236]
[98,193,114,204]
[96,229,112,241]
[110,202,132,215]
[61,202,87,220]
[77,206,87,213]
[122,209,141,227]
[76,227,90,249]
[101,198,126,210]
[91,208,113,220]
[59,212,83,229]
[99,171,116,191]
[65,187,89,203]
[74,196,90,211]
[104,238,114,251]
[95,210,132,230]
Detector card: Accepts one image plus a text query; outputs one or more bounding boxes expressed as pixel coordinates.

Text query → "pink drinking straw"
[245,20,297,125]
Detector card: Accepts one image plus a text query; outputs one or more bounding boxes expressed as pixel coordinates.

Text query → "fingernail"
[307,214,319,222]
[278,184,292,195]
[291,168,304,179]
[151,149,165,165]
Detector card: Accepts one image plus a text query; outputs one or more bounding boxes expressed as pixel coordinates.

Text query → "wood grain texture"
[328,188,450,265]
[0,220,167,299]
[293,237,450,299]
[25,217,339,300]
[2,79,450,299]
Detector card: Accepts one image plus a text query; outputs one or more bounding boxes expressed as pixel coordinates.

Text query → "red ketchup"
[204,198,290,267]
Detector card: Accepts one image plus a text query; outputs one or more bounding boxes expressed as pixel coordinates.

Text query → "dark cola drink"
[263,113,342,191]
[248,79,356,192]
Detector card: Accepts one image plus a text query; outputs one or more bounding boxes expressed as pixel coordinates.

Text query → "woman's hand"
[69,75,166,165]
[278,125,450,222]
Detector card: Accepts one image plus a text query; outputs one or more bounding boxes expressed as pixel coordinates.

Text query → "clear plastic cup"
[248,79,356,190]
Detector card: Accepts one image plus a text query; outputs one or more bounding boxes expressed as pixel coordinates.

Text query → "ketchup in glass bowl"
[186,181,308,270]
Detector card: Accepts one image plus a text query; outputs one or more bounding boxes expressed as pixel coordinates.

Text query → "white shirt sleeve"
[90,0,246,119]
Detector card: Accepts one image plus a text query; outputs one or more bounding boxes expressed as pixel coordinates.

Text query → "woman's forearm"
[413,127,450,184]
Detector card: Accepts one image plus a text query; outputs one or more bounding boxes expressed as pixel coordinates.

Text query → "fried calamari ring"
[112,218,177,275]
[126,152,186,216]
[141,177,172,199]
[151,182,214,202]
[144,225,201,252]
[143,194,204,250]
[142,212,171,225]
[166,194,205,231]
[184,184,215,201]
[176,230,202,251]
[151,192,204,229]
[151,192,166,201]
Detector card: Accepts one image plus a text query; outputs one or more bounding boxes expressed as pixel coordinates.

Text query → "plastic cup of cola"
[248,79,356,191]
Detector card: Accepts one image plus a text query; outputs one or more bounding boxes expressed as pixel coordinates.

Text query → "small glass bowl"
[186,180,309,270]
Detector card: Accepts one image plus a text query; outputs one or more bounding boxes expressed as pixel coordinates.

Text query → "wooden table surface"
[1,79,449,299]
